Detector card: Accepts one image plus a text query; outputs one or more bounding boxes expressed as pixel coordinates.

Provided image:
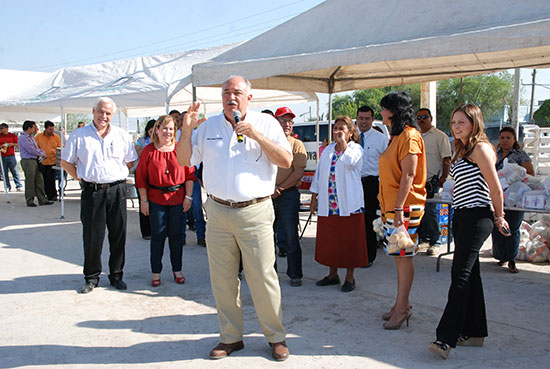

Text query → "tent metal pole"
[1,149,10,203]
[327,67,340,144]
[315,95,320,164]
[328,92,333,143]
[192,86,197,102]
[60,107,65,219]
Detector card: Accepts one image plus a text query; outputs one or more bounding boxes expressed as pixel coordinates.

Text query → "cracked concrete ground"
[1,180,549,369]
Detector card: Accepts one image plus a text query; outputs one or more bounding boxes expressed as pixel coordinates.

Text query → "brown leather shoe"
[209,341,244,360]
[270,341,290,361]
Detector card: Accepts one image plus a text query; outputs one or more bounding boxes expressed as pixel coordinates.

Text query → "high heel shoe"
[381,304,413,321]
[429,340,451,359]
[457,335,484,347]
[151,276,161,287]
[383,310,412,330]
[174,272,185,284]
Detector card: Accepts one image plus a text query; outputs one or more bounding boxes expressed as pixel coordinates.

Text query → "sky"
[1,0,549,126]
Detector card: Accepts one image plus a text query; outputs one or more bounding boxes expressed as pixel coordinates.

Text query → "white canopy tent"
[192,0,550,91]
[0,44,316,120]
[0,45,316,212]
[192,0,550,141]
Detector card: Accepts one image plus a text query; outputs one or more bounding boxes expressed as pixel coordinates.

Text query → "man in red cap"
[273,107,307,286]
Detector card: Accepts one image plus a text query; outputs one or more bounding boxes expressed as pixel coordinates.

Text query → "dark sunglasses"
[416,115,430,120]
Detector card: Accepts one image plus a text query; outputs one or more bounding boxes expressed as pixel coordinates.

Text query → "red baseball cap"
[274,107,296,119]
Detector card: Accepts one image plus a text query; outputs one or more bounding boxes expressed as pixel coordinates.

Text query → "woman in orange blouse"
[378,92,427,330]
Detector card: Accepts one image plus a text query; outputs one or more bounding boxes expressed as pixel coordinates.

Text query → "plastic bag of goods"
[385,225,415,255]
[498,160,527,184]
[517,222,531,261]
[525,236,550,262]
[504,181,531,207]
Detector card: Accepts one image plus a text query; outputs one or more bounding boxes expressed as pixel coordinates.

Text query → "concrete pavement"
[0,180,549,368]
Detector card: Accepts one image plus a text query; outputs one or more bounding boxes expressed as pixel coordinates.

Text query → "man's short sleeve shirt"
[191,111,292,202]
[276,136,306,186]
[62,123,138,183]
[0,132,18,157]
[422,126,452,178]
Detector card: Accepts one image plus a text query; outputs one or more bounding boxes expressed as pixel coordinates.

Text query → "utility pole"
[529,69,537,124]
[511,68,521,131]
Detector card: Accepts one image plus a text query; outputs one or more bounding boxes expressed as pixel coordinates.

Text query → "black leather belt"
[209,195,270,208]
[82,180,126,191]
[149,183,184,193]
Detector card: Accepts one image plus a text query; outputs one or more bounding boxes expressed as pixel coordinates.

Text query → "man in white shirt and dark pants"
[177,76,292,361]
[357,106,389,267]
[61,97,137,294]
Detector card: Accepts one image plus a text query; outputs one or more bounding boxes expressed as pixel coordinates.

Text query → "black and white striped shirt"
[450,158,492,209]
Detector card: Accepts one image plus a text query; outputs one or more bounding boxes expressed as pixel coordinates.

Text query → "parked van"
[293,120,389,190]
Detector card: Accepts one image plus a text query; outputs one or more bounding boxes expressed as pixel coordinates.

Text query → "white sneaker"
[427,246,440,256]
[418,242,430,252]
[16,187,23,192]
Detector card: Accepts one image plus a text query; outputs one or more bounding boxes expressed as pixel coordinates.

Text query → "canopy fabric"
[192,0,550,92]
[0,44,315,119]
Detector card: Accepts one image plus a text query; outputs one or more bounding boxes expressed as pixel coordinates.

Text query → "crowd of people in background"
[2,75,521,361]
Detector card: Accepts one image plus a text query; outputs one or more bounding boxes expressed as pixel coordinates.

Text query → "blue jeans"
[1,155,22,190]
[149,201,184,273]
[491,210,524,263]
[273,187,303,279]
[418,202,440,246]
[192,180,206,240]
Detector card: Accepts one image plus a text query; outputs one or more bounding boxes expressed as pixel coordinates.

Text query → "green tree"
[533,99,550,127]
[330,72,512,133]
[65,113,91,132]
[436,72,513,133]
[331,84,420,120]
[331,95,356,118]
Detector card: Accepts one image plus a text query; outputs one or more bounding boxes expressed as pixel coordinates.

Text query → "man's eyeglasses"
[278,118,294,125]
[416,115,430,120]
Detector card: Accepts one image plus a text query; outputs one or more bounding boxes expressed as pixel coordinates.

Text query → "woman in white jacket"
[310,115,367,293]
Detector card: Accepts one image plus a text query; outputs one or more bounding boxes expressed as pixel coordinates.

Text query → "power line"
[32,0,308,71]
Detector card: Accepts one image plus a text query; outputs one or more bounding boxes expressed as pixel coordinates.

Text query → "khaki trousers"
[20,158,47,205]
[205,198,286,343]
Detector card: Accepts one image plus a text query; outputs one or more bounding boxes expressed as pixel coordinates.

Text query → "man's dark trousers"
[42,164,57,200]
[273,187,303,279]
[362,176,380,263]
[80,182,127,284]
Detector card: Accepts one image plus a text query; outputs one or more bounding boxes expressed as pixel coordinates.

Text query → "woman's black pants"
[436,207,493,347]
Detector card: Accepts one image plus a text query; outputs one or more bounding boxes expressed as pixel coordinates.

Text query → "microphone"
[233,110,244,143]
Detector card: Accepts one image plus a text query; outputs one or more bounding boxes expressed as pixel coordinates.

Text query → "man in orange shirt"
[36,121,61,201]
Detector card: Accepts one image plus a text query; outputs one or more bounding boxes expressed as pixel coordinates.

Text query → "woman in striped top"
[429,104,510,359]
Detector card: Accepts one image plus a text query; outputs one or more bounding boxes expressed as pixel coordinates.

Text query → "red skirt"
[315,213,368,268]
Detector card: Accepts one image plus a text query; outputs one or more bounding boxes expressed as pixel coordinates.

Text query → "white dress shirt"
[191,110,292,202]
[359,128,388,177]
[62,123,137,183]
[310,142,364,217]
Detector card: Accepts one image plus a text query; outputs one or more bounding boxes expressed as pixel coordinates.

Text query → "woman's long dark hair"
[143,119,156,138]
[380,92,417,137]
